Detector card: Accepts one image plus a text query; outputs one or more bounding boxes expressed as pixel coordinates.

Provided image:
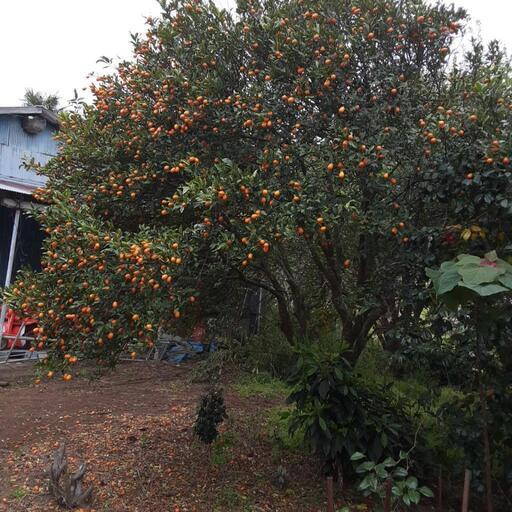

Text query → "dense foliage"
[6,0,511,374]
[193,387,228,444]
[349,451,433,510]
[2,1,511,507]
[287,345,422,476]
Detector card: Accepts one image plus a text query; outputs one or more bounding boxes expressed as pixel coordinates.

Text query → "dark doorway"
[0,206,44,287]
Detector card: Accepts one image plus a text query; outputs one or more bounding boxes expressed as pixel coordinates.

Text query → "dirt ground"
[0,361,341,512]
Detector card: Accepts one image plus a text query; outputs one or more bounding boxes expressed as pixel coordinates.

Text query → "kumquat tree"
[5,0,511,376]
[4,0,512,512]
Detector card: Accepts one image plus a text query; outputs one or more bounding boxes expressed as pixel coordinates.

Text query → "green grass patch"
[10,487,27,500]
[233,373,290,398]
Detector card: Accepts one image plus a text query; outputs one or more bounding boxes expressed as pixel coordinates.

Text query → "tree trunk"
[343,309,382,366]
[293,294,309,340]
[276,295,295,344]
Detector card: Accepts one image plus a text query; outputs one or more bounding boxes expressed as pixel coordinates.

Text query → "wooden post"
[475,331,494,512]
[0,208,21,350]
[383,478,392,512]
[326,476,334,512]
[461,469,471,512]
[482,417,494,512]
[437,467,443,512]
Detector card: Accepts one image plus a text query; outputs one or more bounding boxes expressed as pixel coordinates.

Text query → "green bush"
[287,344,423,476]
[193,387,228,445]
[350,451,434,509]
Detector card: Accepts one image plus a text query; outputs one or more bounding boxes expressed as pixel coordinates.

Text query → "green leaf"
[455,254,482,265]
[358,461,376,472]
[405,476,418,489]
[409,489,421,504]
[358,475,373,490]
[425,267,441,292]
[459,265,504,285]
[392,467,408,478]
[350,452,366,461]
[440,260,457,272]
[497,258,512,272]
[437,268,462,294]
[318,379,330,399]
[459,282,509,296]
[498,273,512,289]
[425,267,439,278]
[375,464,388,479]
[419,486,434,497]
[382,457,396,467]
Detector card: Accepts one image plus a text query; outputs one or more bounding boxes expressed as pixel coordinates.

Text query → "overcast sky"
[1,0,510,108]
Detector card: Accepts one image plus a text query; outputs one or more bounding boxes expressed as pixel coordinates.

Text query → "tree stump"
[49,443,93,508]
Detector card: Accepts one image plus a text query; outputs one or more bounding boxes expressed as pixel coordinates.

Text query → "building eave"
[0,178,40,196]
[0,106,59,128]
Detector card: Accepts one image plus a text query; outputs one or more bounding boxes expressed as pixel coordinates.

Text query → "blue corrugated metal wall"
[0,114,58,288]
[0,115,57,190]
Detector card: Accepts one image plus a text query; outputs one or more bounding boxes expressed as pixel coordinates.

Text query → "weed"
[10,487,27,500]
[214,487,241,508]
[233,373,289,398]
[210,431,237,466]
[266,406,305,455]
[140,433,149,449]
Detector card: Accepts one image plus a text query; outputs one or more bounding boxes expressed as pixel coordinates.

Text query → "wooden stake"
[481,406,494,512]
[461,469,471,512]
[383,478,392,512]
[476,333,494,512]
[437,467,443,512]
[326,476,334,512]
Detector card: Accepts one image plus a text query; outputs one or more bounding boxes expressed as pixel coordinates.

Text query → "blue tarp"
[162,339,216,363]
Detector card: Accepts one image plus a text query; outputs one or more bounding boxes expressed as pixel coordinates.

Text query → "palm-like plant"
[23,88,60,112]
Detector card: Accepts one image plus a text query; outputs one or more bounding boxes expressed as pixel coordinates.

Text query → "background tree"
[5,0,511,374]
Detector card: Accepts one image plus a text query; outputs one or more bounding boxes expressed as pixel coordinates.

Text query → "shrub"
[193,387,228,445]
[350,451,433,509]
[287,344,422,476]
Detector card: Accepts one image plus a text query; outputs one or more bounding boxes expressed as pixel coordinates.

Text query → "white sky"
[0,0,510,107]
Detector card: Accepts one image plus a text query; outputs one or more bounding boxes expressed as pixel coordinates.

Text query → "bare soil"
[0,361,342,512]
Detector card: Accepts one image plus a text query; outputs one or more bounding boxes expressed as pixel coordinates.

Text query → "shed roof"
[0,106,59,127]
